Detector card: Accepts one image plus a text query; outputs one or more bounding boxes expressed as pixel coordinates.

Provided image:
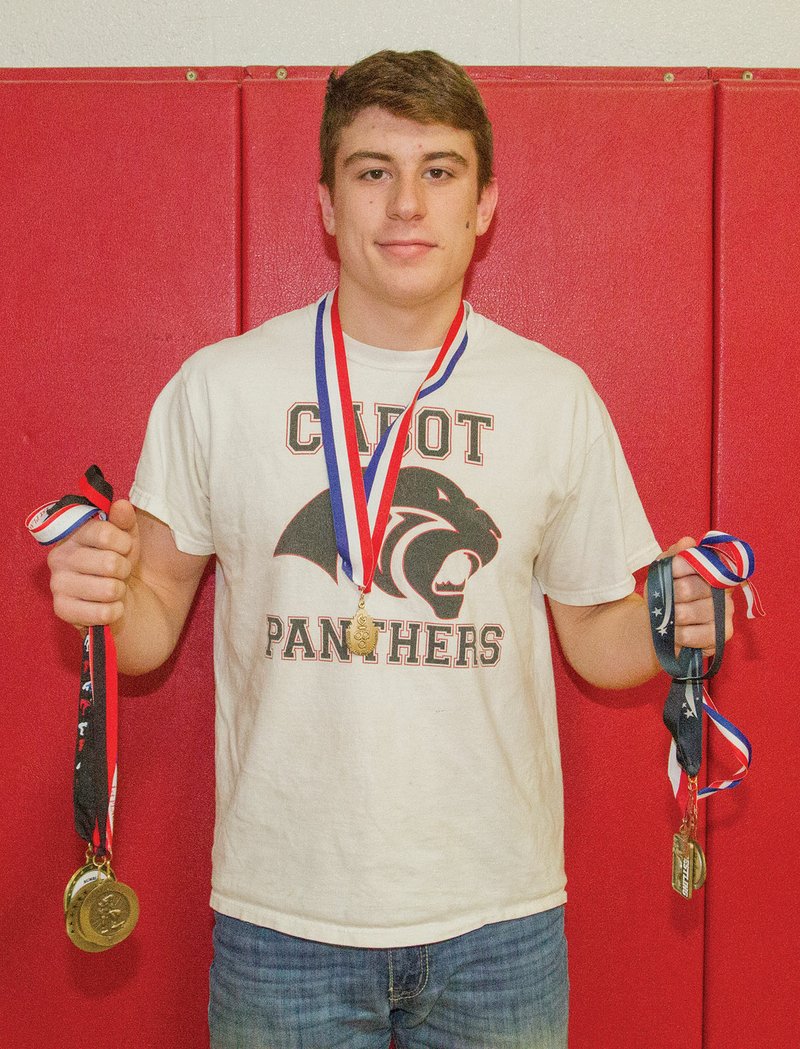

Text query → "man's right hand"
[46,500,208,674]
[47,498,140,629]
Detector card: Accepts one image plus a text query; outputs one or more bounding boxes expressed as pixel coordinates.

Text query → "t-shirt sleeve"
[534,391,661,605]
[129,367,215,556]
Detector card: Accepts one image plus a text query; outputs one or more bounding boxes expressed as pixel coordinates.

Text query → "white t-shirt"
[130,299,661,948]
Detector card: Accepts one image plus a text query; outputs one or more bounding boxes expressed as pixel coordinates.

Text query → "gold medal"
[346,593,379,656]
[66,882,113,952]
[78,878,140,948]
[671,774,706,899]
[63,861,113,914]
[671,833,707,899]
[689,838,707,890]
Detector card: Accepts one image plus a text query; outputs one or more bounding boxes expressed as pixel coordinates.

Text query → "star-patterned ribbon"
[647,532,762,811]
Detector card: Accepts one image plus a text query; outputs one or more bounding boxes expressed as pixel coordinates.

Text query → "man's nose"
[387,175,425,221]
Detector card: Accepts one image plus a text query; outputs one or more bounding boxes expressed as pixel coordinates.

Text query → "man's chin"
[371,272,464,310]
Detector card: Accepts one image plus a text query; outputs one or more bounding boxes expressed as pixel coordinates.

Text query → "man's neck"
[336,281,465,351]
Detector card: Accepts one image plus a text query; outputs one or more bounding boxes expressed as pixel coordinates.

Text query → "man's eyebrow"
[422,150,469,167]
[342,149,470,168]
[342,150,393,167]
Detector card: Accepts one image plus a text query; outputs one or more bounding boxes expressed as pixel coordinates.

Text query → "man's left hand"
[658,536,734,657]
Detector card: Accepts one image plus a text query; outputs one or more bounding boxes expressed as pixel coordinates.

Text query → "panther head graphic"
[274,466,501,620]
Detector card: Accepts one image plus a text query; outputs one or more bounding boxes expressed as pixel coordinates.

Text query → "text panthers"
[266,615,504,667]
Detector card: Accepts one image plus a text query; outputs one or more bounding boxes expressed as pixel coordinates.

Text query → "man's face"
[318,107,497,319]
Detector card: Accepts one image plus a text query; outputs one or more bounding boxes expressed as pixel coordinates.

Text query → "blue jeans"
[209,907,568,1048]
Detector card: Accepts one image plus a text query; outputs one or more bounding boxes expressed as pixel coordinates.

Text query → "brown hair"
[319,50,494,192]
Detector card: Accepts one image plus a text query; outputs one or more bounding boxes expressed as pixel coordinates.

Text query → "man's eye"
[360,169,386,181]
[426,168,451,180]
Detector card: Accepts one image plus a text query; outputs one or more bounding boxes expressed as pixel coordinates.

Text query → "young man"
[47,51,731,1049]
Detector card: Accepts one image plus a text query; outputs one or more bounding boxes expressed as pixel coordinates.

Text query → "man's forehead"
[336,108,477,166]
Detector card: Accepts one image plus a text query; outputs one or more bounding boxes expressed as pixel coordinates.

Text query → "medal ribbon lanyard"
[314,288,470,593]
[647,531,764,811]
[26,465,118,858]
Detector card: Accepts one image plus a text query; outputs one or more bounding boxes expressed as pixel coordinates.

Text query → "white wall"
[1,0,798,68]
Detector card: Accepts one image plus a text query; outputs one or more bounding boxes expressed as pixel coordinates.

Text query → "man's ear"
[475,177,498,236]
[318,181,336,236]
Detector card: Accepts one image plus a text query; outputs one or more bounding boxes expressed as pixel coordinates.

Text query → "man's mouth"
[377,240,437,258]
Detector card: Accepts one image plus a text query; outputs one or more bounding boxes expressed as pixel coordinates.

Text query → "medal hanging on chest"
[27,466,140,949]
[647,532,763,899]
[314,289,470,656]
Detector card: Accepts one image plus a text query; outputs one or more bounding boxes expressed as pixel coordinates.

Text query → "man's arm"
[548,537,734,690]
[47,499,209,675]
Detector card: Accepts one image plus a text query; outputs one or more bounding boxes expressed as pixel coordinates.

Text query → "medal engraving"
[671,834,707,898]
[66,883,113,953]
[79,879,140,948]
[672,834,694,898]
[346,594,379,656]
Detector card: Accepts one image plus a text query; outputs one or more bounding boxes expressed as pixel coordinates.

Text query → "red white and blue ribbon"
[667,692,753,807]
[314,288,469,593]
[649,531,763,812]
[677,531,764,621]
[26,469,112,546]
[26,466,118,856]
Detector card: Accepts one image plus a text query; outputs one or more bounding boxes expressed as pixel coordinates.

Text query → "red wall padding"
[707,82,800,1048]
[0,78,239,1049]
[0,68,793,1049]
[478,81,714,1049]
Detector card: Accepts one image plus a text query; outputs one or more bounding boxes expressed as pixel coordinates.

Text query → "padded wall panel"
[12,66,793,1049]
[712,68,800,81]
[246,65,710,83]
[0,67,243,81]
[241,78,336,327]
[708,81,800,1049]
[242,75,714,1048]
[0,78,239,1049]
[476,80,714,1049]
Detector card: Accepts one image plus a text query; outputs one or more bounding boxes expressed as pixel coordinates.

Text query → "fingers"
[660,536,697,562]
[673,589,735,656]
[51,577,128,628]
[108,498,138,537]
[672,570,710,604]
[655,535,737,657]
[46,499,140,628]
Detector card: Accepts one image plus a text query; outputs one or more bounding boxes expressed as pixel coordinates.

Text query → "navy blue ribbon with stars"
[646,533,759,808]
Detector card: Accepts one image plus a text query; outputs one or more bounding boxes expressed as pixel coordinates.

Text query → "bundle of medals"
[27,466,140,950]
[671,775,706,900]
[647,532,763,899]
[64,847,139,952]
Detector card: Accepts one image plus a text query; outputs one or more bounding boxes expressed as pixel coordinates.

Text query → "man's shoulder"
[180,300,320,379]
[468,308,593,391]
